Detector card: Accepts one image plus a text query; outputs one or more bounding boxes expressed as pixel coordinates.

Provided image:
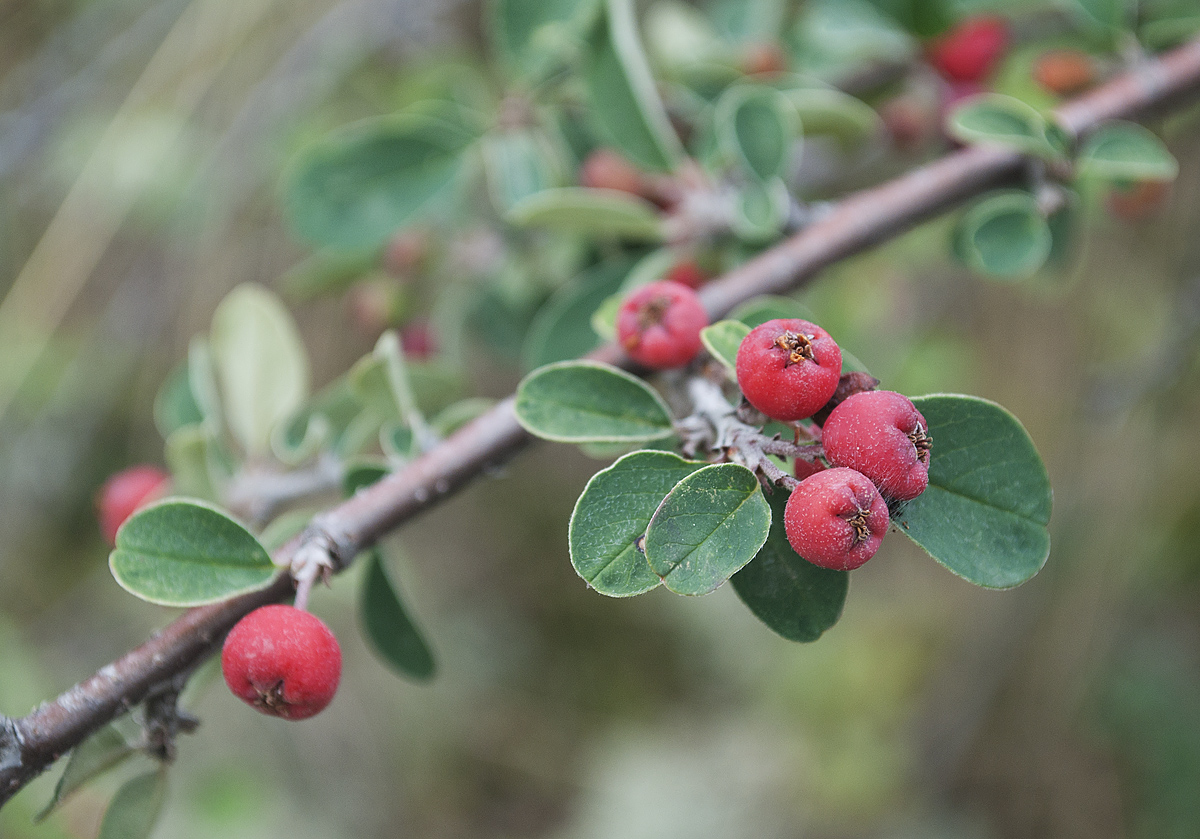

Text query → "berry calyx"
[579,148,645,197]
[783,468,890,571]
[735,318,842,421]
[97,465,171,546]
[928,15,1009,84]
[222,605,342,720]
[821,390,932,502]
[616,280,709,369]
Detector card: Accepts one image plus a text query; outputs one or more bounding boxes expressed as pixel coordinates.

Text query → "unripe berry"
[616,280,709,369]
[222,605,342,720]
[1032,49,1095,96]
[97,465,171,546]
[928,15,1009,84]
[735,318,842,421]
[579,148,645,196]
[784,467,890,570]
[821,390,931,502]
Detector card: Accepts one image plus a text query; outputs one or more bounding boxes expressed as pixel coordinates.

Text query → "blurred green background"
[3,0,1200,837]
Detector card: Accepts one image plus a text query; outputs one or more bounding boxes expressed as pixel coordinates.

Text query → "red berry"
[1105,179,1170,222]
[794,457,826,481]
[221,605,342,720]
[928,16,1009,83]
[97,465,171,546]
[735,318,842,421]
[1032,49,1095,96]
[400,319,437,359]
[741,42,789,76]
[783,468,890,571]
[664,259,707,290]
[579,149,645,196]
[821,390,931,502]
[616,280,709,369]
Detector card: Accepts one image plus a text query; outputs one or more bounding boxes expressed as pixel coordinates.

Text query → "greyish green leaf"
[507,187,664,240]
[360,551,436,680]
[731,488,848,642]
[715,84,800,181]
[515,361,674,443]
[482,128,564,212]
[210,284,309,457]
[945,94,1061,160]
[488,0,600,81]
[97,770,167,839]
[781,86,882,148]
[582,0,685,171]
[1076,121,1178,183]
[896,394,1052,589]
[953,190,1053,280]
[700,319,750,373]
[728,294,814,327]
[36,725,134,822]
[644,463,772,595]
[524,258,631,370]
[569,450,707,596]
[152,361,204,440]
[110,499,277,606]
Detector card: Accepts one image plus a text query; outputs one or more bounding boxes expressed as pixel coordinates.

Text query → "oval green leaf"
[98,770,167,839]
[582,0,684,171]
[782,86,881,148]
[110,499,277,606]
[945,94,1060,160]
[523,258,631,370]
[1076,121,1178,183]
[488,0,599,81]
[36,725,134,822]
[700,319,750,373]
[361,551,436,680]
[728,294,814,327]
[285,113,476,251]
[569,450,707,596]
[644,463,771,595]
[953,190,1053,280]
[731,489,848,642]
[152,361,204,440]
[210,284,310,457]
[716,84,799,181]
[896,394,1052,589]
[482,128,564,212]
[515,360,674,443]
[507,187,664,240]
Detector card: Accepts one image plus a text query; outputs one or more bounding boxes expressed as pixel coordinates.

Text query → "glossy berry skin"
[784,468,890,571]
[616,280,709,369]
[579,148,644,196]
[928,16,1009,83]
[735,318,842,421]
[821,390,931,502]
[97,465,171,545]
[222,605,342,720]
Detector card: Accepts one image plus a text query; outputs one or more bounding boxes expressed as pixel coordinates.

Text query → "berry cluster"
[734,319,932,571]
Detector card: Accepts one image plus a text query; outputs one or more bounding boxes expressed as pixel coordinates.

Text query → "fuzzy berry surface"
[97,465,171,546]
[928,15,1009,83]
[222,605,342,720]
[784,467,890,571]
[821,390,932,502]
[735,318,842,421]
[616,280,709,369]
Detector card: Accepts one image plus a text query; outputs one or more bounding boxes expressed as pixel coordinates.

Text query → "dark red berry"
[928,16,1009,83]
[735,318,842,421]
[97,465,171,546]
[222,605,342,720]
[579,148,645,196]
[400,319,437,359]
[1032,49,1095,96]
[821,390,931,502]
[794,456,826,481]
[616,280,709,369]
[783,468,890,570]
[664,259,707,290]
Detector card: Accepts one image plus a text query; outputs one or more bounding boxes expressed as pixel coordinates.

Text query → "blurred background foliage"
[2,0,1200,836]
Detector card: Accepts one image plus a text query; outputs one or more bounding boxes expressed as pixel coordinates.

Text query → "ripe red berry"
[97,465,171,546]
[735,318,842,421]
[400,319,437,359]
[821,390,932,502]
[579,148,645,196]
[222,605,342,720]
[794,456,826,481]
[783,467,890,571]
[1032,49,1095,96]
[616,280,709,369]
[664,259,707,290]
[928,16,1009,83]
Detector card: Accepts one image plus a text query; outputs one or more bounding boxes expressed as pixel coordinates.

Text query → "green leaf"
[732,177,790,243]
[523,258,631,370]
[110,500,277,606]
[781,86,882,148]
[272,378,364,466]
[280,248,376,302]
[709,0,786,43]
[1076,121,1178,183]
[98,770,167,839]
[488,0,600,81]
[643,1,728,71]
[582,0,685,171]
[36,726,134,822]
[731,489,848,642]
[515,360,674,443]
[644,463,771,595]
[164,424,220,501]
[569,450,706,596]
[716,84,799,181]
[210,284,309,457]
[258,509,313,552]
[790,0,914,81]
[343,461,389,496]
[728,294,813,327]
[285,113,476,251]
[153,362,204,440]
[482,128,564,212]
[896,395,1052,589]
[945,94,1061,160]
[507,187,664,240]
[700,319,750,372]
[431,397,496,435]
[953,190,1053,280]
[360,551,436,680]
